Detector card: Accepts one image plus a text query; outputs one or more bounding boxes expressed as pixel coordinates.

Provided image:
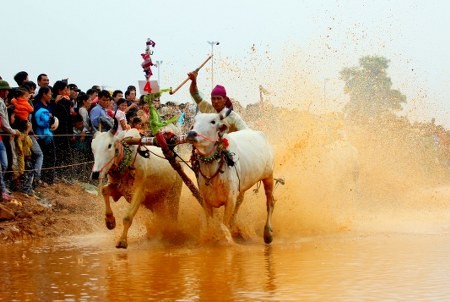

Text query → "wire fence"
[4,160,94,174]
[2,133,95,137]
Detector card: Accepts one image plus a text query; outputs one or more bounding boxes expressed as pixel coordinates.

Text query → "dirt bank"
[0,182,102,243]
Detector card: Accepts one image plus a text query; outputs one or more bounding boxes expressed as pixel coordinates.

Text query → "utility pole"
[207,41,220,89]
[155,60,163,87]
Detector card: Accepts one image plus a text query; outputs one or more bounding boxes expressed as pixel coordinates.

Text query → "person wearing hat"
[0,80,20,200]
[68,84,80,112]
[68,84,80,97]
[187,70,248,133]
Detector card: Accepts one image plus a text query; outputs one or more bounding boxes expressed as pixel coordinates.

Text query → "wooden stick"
[169,55,212,95]
[122,135,203,206]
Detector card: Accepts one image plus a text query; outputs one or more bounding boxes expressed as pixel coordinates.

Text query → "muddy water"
[3,231,450,301]
[2,179,450,301]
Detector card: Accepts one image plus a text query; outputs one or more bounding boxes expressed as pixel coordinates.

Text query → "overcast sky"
[1,0,448,127]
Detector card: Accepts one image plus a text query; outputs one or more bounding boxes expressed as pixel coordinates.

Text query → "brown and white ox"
[186,112,276,243]
[91,128,182,248]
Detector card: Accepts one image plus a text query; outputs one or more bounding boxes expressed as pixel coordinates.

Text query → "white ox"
[186,112,276,243]
[91,129,182,248]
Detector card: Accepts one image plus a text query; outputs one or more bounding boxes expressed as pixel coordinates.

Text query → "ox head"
[90,127,141,180]
[186,113,228,152]
[91,128,142,179]
[91,130,121,180]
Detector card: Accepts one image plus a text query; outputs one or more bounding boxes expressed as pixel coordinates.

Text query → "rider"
[136,71,249,148]
[188,70,248,133]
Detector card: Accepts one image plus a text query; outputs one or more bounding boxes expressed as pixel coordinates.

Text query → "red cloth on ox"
[155,132,168,150]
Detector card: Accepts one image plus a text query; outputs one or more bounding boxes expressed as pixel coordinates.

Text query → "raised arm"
[188,71,202,105]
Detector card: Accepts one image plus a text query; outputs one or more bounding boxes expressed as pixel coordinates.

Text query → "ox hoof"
[264,226,273,244]
[105,216,116,230]
[116,241,128,249]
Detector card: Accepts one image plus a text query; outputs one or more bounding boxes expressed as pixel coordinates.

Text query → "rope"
[131,139,140,167]
[0,133,96,137]
[94,157,114,173]
[135,145,192,165]
[3,160,95,174]
[195,143,218,157]
[194,132,216,143]
[197,154,226,185]
[189,132,219,157]
[158,142,204,206]
[253,177,285,194]
[273,177,285,193]
[174,151,196,173]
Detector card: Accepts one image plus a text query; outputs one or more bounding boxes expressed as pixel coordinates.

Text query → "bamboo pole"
[169,55,212,95]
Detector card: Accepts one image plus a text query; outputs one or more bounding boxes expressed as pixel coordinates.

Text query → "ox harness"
[190,133,236,186]
[113,138,154,171]
[94,140,135,174]
[114,141,134,171]
[106,140,139,187]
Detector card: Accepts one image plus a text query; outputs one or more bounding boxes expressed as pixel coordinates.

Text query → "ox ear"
[93,131,100,139]
[110,117,119,135]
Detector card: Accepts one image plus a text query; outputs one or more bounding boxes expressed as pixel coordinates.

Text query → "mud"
[0,182,103,243]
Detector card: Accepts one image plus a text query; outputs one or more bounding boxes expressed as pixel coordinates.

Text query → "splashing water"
[176,47,450,241]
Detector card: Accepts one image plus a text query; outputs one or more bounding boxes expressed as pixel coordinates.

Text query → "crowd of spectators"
[0,71,196,201]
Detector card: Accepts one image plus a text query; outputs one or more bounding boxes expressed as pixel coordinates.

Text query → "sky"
[1,0,449,127]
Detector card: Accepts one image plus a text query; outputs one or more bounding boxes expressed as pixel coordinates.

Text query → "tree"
[340,56,406,120]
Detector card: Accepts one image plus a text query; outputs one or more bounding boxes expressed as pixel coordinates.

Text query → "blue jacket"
[35,107,53,143]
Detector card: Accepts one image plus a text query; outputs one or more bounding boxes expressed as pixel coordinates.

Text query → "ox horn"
[110,113,119,135]
[220,105,234,120]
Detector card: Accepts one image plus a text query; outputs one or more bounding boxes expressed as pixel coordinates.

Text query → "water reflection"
[264,244,276,296]
[3,233,450,301]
